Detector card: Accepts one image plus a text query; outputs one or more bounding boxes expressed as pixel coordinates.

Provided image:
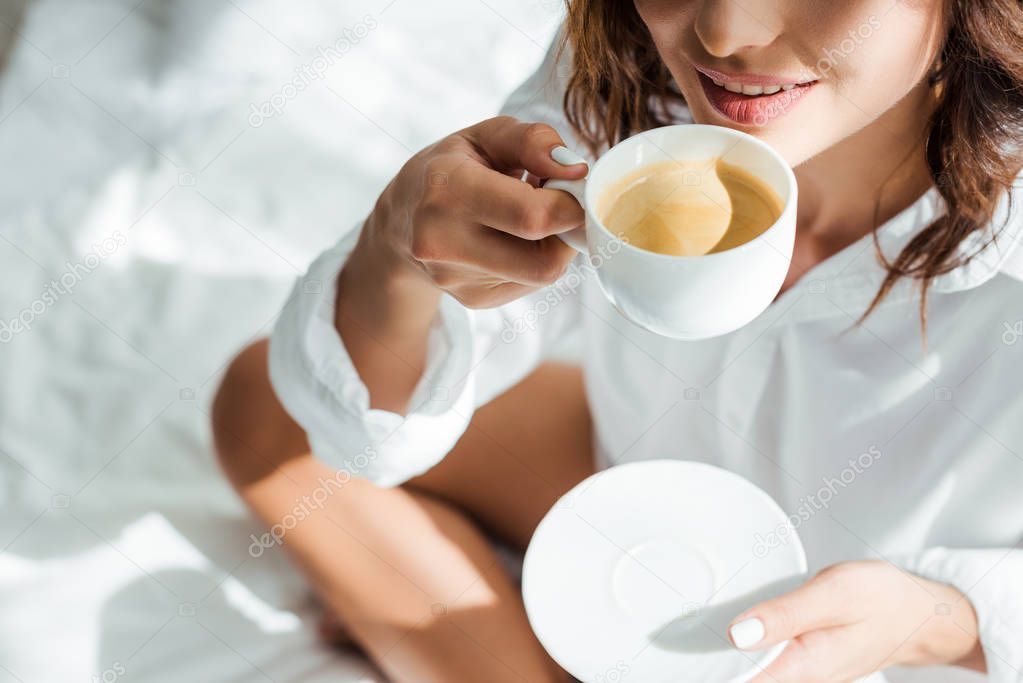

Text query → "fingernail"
[551,145,587,166]
[729,617,765,649]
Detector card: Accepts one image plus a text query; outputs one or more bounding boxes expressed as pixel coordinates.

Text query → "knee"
[211,339,309,487]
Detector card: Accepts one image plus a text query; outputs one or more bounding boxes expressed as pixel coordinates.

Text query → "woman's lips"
[695,69,817,126]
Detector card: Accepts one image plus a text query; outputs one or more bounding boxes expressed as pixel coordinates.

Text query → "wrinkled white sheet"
[0,1,560,680]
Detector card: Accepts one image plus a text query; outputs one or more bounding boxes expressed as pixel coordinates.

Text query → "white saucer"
[522,460,807,683]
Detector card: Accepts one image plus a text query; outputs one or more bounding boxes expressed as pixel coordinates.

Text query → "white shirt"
[269,38,1023,683]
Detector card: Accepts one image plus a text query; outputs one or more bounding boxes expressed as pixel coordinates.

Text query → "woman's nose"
[694,0,781,58]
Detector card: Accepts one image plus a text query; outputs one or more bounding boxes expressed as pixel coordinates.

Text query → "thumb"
[729,572,850,650]
[465,116,589,180]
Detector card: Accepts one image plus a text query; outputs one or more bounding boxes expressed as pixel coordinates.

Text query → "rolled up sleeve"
[897,546,1023,681]
[266,30,587,487]
[268,223,583,487]
[268,226,478,487]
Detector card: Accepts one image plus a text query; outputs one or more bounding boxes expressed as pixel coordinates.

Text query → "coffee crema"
[598,159,783,257]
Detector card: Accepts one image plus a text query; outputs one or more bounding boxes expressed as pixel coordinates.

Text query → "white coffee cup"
[547,124,797,340]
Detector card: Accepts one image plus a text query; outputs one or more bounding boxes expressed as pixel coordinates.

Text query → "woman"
[213,1,1023,681]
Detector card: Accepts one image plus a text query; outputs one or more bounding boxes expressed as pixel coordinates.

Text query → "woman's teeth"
[710,79,798,96]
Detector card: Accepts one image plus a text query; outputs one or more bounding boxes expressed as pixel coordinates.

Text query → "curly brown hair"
[561,1,1023,324]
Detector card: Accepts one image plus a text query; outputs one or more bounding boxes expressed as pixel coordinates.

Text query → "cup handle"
[544,178,588,253]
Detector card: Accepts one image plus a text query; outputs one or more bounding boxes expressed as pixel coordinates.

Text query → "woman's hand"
[357,115,588,309]
[336,116,588,413]
[729,561,985,682]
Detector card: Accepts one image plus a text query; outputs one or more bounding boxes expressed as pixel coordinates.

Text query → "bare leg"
[407,361,593,552]
[212,340,593,683]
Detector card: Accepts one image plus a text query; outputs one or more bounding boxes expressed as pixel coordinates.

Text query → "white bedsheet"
[0,1,560,680]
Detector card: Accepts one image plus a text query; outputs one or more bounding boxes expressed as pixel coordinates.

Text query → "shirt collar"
[775,174,1023,321]
[625,105,1023,319]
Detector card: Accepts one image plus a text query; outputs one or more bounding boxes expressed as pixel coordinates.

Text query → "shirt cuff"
[268,224,477,487]
[896,547,1023,681]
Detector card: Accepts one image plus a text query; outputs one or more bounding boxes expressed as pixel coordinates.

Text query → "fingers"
[748,636,819,683]
[747,636,805,683]
[428,266,541,309]
[425,228,576,288]
[467,230,577,286]
[410,187,577,287]
[453,280,537,310]
[747,627,864,683]
[730,570,851,651]
[400,117,589,306]
[453,163,585,239]
[465,116,589,181]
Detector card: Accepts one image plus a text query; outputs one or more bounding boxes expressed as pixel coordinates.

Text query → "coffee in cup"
[598,159,784,257]
[545,124,797,340]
